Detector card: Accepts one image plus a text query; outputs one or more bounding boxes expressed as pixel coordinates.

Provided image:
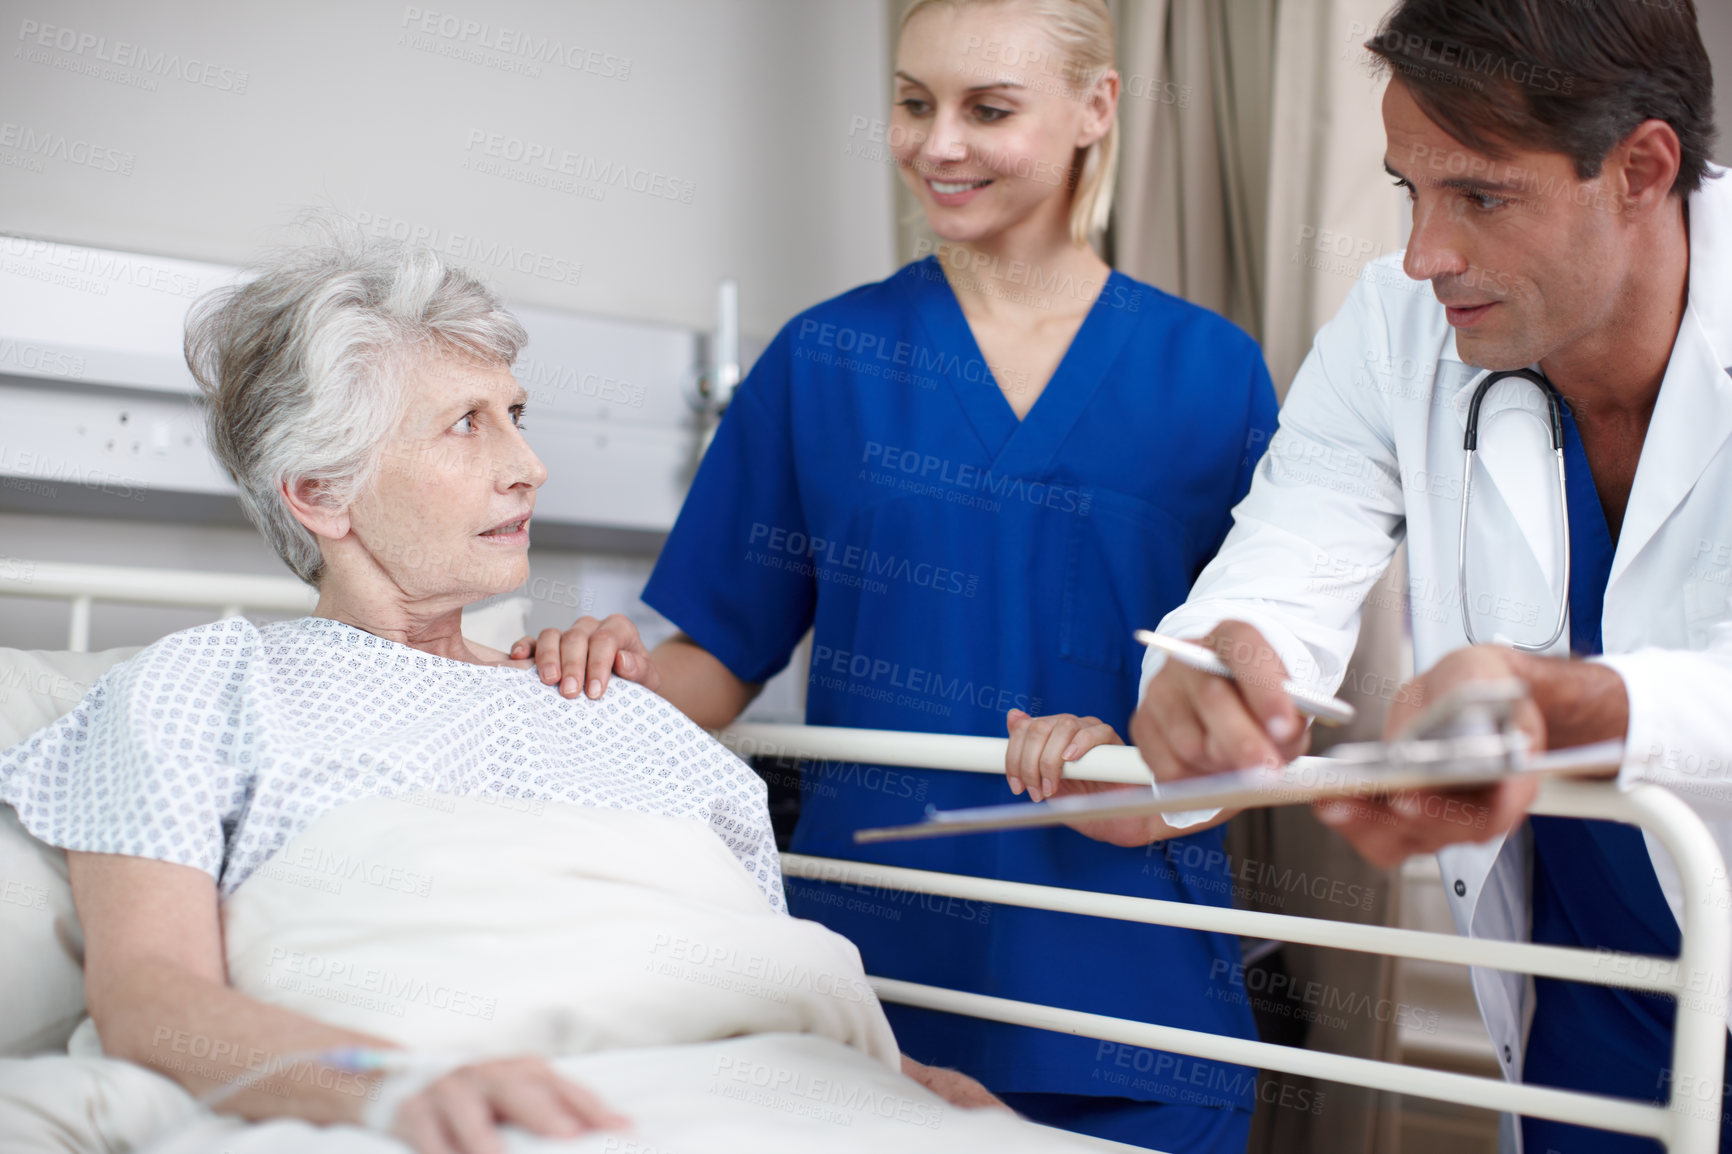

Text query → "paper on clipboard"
[852,737,1625,843]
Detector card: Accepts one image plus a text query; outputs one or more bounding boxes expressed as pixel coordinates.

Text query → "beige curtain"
[1260,0,1407,391]
[1109,0,1273,339]
[1110,0,1402,391]
[1112,2,1406,1151]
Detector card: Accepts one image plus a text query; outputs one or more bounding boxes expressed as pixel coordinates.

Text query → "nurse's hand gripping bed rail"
[1,560,1727,1151]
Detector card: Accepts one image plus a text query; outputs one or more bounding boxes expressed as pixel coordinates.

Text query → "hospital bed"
[0,559,1726,1152]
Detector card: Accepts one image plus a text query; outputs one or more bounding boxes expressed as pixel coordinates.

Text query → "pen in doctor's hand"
[1134,630,1356,727]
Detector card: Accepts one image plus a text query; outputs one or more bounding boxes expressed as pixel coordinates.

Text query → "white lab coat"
[1144,167,1732,1148]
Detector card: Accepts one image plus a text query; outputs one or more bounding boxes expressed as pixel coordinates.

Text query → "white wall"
[0,0,890,722]
[0,0,895,339]
[1702,0,1732,169]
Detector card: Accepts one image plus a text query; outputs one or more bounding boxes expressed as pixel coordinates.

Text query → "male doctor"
[1127,0,1729,1150]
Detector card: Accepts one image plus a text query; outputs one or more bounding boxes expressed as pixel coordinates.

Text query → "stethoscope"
[1457,367,1571,652]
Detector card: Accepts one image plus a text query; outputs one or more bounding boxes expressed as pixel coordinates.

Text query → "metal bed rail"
[0,559,315,651]
[717,722,1732,1152]
[0,564,1722,1146]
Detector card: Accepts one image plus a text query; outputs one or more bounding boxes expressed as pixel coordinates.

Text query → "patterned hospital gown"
[0,616,785,910]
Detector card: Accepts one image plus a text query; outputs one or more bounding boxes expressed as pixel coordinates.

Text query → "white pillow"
[0,646,138,1056]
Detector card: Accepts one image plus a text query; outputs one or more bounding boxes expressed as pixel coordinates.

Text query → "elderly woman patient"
[0,230,1001,1154]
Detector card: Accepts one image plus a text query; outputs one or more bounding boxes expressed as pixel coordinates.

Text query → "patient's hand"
[508,614,662,700]
[900,1054,1012,1112]
[391,1057,627,1154]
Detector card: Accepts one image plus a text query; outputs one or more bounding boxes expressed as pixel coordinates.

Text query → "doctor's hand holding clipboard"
[1317,642,1629,866]
[1128,621,1626,868]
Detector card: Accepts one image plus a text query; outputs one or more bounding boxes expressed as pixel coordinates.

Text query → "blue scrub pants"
[998,1092,1252,1152]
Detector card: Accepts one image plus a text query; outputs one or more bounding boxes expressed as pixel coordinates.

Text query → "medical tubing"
[197,1046,461,1110]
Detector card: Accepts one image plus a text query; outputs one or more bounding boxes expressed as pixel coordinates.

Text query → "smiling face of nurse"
[889,0,1116,250]
[1383,77,1685,374]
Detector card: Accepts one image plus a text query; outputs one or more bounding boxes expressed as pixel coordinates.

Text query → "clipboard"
[853,681,1625,845]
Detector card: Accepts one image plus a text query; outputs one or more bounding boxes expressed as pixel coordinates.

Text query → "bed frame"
[3,560,1727,1152]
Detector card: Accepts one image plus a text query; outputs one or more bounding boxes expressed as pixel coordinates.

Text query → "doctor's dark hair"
[1365,0,1717,197]
[184,216,528,586]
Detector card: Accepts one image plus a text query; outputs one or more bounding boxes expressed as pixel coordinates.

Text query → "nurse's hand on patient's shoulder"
[1313,645,1549,870]
[391,1056,627,1154]
[1004,709,1123,803]
[1129,620,1310,785]
[506,614,662,700]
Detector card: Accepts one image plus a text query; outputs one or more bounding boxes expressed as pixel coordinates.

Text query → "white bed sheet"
[0,796,1137,1153]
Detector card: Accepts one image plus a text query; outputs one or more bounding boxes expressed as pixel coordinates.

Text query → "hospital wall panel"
[0,0,896,336]
[0,0,887,723]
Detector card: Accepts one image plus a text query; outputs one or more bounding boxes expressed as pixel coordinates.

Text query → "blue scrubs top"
[643,257,1276,1106]
[1522,402,1732,1152]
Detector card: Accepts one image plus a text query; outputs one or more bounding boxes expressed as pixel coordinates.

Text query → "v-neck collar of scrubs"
[905,256,1138,477]
[1560,400,1615,657]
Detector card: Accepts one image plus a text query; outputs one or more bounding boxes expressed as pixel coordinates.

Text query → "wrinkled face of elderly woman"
[343,351,547,606]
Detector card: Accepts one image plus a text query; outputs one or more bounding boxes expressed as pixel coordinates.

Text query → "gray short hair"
[185,219,528,585]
